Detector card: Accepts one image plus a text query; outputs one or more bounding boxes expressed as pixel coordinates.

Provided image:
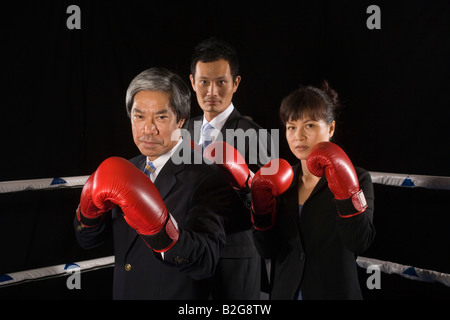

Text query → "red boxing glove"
[306,141,368,217]
[251,159,294,230]
[91,157,179,252]
[204,141,251,191]
[187,138,202,154]
[76,172,113,227]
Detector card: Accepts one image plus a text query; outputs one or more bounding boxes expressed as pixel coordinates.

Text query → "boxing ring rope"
[1,172,449,194]
[1,171,449,288]
[0,176,90,194]
[0,256,114,288]
[356,256,450,287]
[369,172,450,190]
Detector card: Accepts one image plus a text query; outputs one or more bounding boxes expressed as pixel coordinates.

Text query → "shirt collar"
[146,138,183,179]
[202,102,234,131]
[200,103,234,143]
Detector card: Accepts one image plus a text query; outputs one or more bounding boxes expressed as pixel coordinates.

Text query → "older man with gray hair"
[74,67,237,299]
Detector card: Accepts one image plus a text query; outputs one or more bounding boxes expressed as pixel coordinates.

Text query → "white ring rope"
[369,172,450,190]
[356,256,450,287]
[0,176,89,193]
[0,256,114,287]
[0,170,449,289]
[1,255,449,288]
[1,172,449,194]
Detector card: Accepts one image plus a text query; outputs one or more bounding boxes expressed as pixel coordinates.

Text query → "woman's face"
[286,115,335,160]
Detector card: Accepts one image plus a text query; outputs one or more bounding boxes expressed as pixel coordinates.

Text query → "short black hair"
[190,37,239,81]
[279,80,341,126]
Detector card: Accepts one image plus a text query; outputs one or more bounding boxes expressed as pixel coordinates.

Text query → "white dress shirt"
[198,103,234,145]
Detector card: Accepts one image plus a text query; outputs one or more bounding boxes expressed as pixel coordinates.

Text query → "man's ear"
[189,74,196,91]
[233,75,241,93]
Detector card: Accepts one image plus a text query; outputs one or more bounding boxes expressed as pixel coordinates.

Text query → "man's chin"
[138,146,160,159]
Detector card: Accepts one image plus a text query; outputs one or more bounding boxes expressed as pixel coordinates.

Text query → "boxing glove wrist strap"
[140,214,179,252]
[77,207,104,227]
[231,175,251,195]
[335,189,368,218]
[235,188,252,209]
[251,209,275,231]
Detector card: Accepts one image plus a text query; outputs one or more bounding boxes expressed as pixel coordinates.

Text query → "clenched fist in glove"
[85,157,179,252]
[250,159,294,230]
[76,171,114,227]
[307,141,368,218]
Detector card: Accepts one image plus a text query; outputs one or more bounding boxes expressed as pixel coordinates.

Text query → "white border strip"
[356,256,450,287]
[1,172,449,194]
[0,256,114,287]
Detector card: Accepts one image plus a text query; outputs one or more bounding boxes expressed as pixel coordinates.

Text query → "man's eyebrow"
[131,107,144,114]
[155,109,169,115]
[198,75,227,80]
[132,107,170,115]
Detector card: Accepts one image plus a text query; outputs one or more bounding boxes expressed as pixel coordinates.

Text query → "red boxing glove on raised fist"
[251,159,294,230]
[77,172,113,227]
[306,141,368,217]
[91,157,179,252]
[204,141,251,191]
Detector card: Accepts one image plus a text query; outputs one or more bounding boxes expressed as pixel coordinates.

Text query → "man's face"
[131,90,185,160]
[190,59,241,121]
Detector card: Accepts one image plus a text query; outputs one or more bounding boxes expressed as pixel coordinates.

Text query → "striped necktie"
[144,160,156,181]
[201,123,215,151]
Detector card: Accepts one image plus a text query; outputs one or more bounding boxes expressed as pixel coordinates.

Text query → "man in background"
[185,37,273,299]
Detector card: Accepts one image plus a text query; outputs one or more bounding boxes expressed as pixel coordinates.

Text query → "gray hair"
[125,67,191,121]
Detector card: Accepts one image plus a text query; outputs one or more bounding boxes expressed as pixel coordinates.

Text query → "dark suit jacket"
[74,142,235,299]
[253,163,376,300]
[184,108,272,299]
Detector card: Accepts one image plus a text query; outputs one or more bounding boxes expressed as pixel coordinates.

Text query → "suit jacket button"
[174,256,189,265]
[124,263,132,271]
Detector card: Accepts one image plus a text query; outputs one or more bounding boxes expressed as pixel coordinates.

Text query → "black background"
[0,0,449,300]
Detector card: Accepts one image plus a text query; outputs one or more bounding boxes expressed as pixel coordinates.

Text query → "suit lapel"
[153,159,183,200]
[220,108,241,132]
[290,162,328,203]
[284,163,328,253]
[284,164,302,250]
[154,140,191,200]
[309,175,328,200]
[134,155,146,172]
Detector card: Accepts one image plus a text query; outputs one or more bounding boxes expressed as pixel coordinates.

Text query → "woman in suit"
[253,81,376,299]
